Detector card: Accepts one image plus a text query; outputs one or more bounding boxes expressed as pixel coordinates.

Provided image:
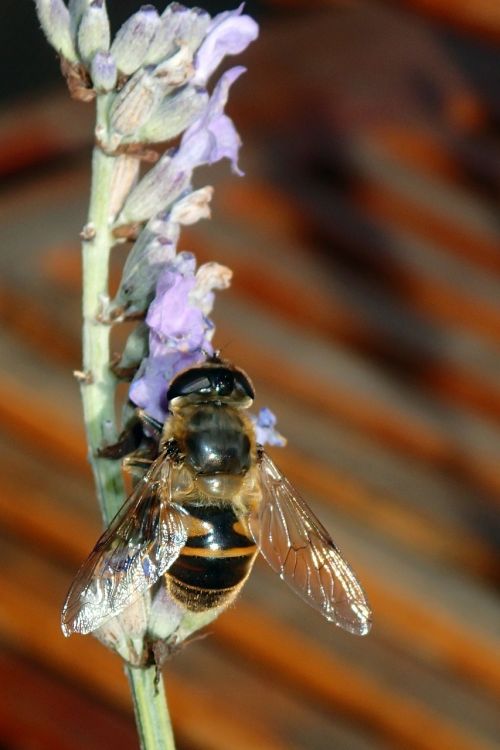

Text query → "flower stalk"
[128,667,176,750]
[81,101,175,748]
[81,134,123,525]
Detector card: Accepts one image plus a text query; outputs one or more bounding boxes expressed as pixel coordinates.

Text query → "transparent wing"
[61,453,188,636]
[250,450,372,635]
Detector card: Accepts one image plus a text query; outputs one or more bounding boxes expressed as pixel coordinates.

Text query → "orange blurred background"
[0,1,499,748]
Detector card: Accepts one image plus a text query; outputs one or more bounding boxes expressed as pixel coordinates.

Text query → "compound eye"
[212,370,234,396]
[167,369,212,400]
[234,371,255,399]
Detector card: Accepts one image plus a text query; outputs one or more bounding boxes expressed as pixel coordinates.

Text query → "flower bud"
[118,153,191,224]
[144,4,210,66]
[172,6,211,54]
[93,564,225,665]
[108,154,140,220]
[137,85,208,144]
[77,0,110,65]
[152,43,194,89]
[117,322,150,371]
[118,232,177,311]
[94,592,152,666]
[111,5,161,76]
[35,0,77,62]
[90,50,117,91]
[68,0,91,36]
[109,68,161,136]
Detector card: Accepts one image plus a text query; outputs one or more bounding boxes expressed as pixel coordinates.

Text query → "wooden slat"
[265,1,500,49]
[0,647,136,750]
[387,0,500,42]
[216,323,500,501]
[0,550,288,750]
[213,604,497,750]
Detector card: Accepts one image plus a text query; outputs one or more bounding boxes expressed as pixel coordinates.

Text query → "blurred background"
[1,1,500,748]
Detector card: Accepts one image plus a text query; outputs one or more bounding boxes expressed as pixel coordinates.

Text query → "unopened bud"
[137,85,208,144]
[77,0,110,65]
[118,233,177,311]
[35,0,78,62]
[90,50,117,91]
[144,4,209,66]
[172,6,210,54]
[108,155,141,220]
[152,43,194,88]
[68,0,92,36]
[94,593,152,666]
[109,68,161,136]
[111,5,161,76]
[117,323,150,370]
[118,153,190,224]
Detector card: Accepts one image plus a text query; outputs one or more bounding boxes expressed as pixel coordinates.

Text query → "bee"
[62,358,372,638]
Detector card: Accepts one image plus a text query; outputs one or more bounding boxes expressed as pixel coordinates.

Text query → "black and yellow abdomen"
[164,401,258,612]
[166,502,258,612]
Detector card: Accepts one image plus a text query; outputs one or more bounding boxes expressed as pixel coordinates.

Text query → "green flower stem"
[80,95,176,750]
[128,667,176,749]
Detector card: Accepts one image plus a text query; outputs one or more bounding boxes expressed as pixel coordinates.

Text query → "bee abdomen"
[168,552,255,590]
[165,502,257,612]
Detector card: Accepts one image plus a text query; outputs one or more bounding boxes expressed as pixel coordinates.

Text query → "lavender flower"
[251,408,287,447]
[129,258,232,421]
[193,4,259,86]
[117,65,245,224]
[144,5,211,65]
[37,0,258,150]
[176,66,246,175]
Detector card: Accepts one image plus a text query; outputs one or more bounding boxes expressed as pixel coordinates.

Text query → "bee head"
[167,359,255,409]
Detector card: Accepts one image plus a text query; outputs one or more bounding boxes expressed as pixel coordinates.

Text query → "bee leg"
[164,437,184,464]
[122,455,153,474]
[137,409,163,437]
[109,352,140,381]
[149,638,180,687]
[97,418,145,459]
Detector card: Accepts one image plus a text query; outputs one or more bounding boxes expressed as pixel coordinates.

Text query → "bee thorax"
[181,404,252,476]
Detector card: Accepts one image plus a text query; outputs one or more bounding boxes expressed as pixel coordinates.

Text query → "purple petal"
[129,350,203,422]
[176,66,245,173]
[146,269,208,353]
[251,407,286,447]
[194,7,259,85]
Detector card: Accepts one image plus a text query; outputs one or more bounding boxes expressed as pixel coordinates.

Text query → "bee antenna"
[204,349,223,363]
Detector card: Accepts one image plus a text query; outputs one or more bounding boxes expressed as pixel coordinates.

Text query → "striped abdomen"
[166,501,258,612]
